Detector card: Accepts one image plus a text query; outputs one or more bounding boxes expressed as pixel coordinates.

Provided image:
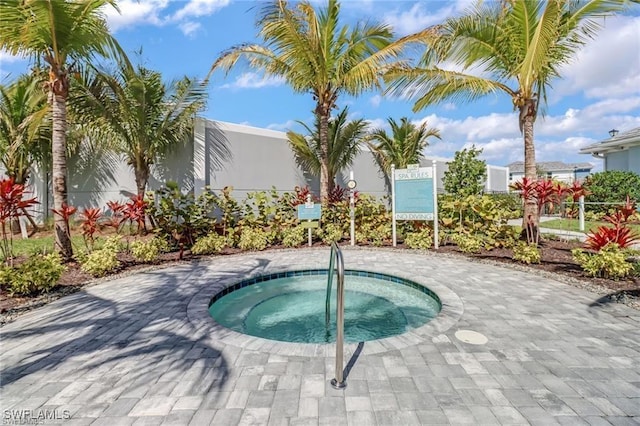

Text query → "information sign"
[297,204,322,220]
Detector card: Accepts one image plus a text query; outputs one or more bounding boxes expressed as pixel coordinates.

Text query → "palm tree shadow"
[0,259,284,401]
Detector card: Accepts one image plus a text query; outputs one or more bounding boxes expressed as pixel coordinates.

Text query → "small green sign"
[297,204,322,220]
[300,221,319,229]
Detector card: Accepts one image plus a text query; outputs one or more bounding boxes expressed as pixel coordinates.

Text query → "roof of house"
[580,127,640,155]
[506,161,594,173]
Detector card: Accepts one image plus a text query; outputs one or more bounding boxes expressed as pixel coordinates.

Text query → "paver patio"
[1,248,639,425]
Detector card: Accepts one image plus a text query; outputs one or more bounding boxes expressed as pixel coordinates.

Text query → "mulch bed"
[1,239,638,326]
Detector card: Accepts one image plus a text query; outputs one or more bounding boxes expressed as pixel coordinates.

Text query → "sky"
[1,0,639,171]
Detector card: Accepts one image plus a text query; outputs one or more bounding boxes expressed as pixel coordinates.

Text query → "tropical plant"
[584,170,640,214]
[367,117,440,176]
[72,61,207,198]
[0,253,64,296]
[287,107,368,194]
[210,0,406,200]
[78,207,102,252]
[149,182,217,248]
[386,0,633,229]
[513,242,541,264]
[191,233,226,255]
[572,244,633,279]
[0,0,126,259]
[0,75,49,186]
[0,178,38,263]
[511,177,585,245]
[584,197,640,251]
[443,146,486,197]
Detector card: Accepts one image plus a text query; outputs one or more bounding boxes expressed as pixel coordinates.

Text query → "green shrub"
[443,146,487,197]
[191,233,226,255]
[451,234,483,253]
[319,223,344,245]
[282,226,306,248]
[149,182,217,247]
[357,223,391,247]
[585,171,640,214]
[404,228,433,250]
[513,242,541,264]
[238,228,269,251]
[0,254,65,296]
[130,239,160,263]
[439,194,517,249]
[79,236,121,277]
[572,244,633,279]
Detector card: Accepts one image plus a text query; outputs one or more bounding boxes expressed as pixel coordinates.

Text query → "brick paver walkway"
[1,248,639,425]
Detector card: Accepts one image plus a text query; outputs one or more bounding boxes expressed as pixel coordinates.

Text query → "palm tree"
[287,107,368,190]
[210,0,406,201]
[386,0,633,228]
[0,0,124,259]
[0,75,49,185]
[367,117,440,176]
[72,61,207,198]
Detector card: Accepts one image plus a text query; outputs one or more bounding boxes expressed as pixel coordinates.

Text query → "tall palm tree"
[72,61,207,198]
[0,0,124,259]
[367,117,440,176]
[386,0,633,228]
[287,107,368,189]
[0,75,49,185]
[210,0,406,200]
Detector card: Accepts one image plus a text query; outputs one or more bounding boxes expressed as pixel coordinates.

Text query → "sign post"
[391,161,438,249]
[297,195,322,247]
[347,171,357,246]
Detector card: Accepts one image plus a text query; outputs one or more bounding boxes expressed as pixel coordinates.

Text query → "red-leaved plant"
[585,196,640,250]
[290,186,320,207]
[79,208,103,251]
[106,200,125,232]
[0,178,39,264]
[122,195,148,235]
[511,178,587,245]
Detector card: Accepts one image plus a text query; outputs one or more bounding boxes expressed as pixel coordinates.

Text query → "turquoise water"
[208,273,440,343]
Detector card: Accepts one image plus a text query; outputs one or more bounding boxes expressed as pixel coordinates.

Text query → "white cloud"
[267,120,297,131]
[0,50,25,64]
[442,102,456,111]
[383,3,456,36]
[103,0,168,31]
[369,95,382,108]
[103,0,229,35]
[365,118,388,131]
[221,72,285,90]
[172,0,230,21]
[555,15,640,100]
[179,21,202,37]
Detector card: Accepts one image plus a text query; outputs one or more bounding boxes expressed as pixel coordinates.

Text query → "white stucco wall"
[605,151,630,172]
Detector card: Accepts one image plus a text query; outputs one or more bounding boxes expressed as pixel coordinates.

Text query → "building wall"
[605,150,630,172]
[9,117,513,223]
[629,146,640,174]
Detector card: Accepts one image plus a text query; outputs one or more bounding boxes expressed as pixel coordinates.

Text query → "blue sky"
[1,0,639,170]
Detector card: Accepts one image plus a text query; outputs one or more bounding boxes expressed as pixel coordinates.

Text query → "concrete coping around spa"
[186,249,463,357]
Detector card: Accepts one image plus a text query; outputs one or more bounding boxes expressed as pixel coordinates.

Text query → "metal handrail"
[329,241,346,389]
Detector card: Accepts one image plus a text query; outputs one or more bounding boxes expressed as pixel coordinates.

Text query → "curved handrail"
[329,241,346,389]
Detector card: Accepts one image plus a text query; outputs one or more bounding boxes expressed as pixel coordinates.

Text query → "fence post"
[579,196,585,232]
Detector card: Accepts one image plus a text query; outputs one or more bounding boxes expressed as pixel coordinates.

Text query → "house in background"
[579,127,640,174]
[507,161,594,184]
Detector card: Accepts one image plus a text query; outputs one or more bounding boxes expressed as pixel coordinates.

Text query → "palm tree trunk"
[51,86,73,259]
[134,163,149,199]
[318,106,331,201]
[521,101,538,238]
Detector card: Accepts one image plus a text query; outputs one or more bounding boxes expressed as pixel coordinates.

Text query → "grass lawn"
[5,233,87,257]
[541,218,640,234]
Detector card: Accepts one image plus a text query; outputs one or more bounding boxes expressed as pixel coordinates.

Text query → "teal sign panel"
[297,204,322,220]
[395,178,434,220]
